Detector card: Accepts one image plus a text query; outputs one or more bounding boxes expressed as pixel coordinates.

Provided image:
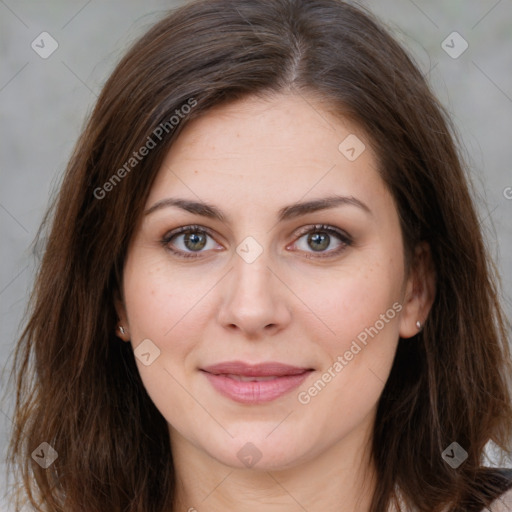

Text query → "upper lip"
[201,361,313,377]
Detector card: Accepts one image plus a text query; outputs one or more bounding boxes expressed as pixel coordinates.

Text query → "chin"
[204,434,312,472]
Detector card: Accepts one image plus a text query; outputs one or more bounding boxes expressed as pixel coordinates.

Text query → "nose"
[216,248,292,338]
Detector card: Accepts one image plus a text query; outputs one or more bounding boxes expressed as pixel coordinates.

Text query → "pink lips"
[201,361,313,404]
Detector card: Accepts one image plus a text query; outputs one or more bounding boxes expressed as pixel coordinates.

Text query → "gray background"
[1,0,511,508]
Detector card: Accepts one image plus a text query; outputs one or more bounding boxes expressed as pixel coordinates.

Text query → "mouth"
[200,361,314,404]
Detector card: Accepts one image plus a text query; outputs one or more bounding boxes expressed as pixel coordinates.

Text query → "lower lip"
[202,371,312,404]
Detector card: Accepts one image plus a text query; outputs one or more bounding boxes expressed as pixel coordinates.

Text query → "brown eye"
[161,225,219,259]
[307,232,331,251]
[292,224,352,259]
[181,231,207,251]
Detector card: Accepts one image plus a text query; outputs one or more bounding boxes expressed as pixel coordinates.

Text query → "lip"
[201,361,314,404]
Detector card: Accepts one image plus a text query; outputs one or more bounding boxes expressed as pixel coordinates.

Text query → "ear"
[399,241,436,338]
[114,287,131,342]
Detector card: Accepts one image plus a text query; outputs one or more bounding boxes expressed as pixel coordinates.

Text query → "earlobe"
[398,241,436,339]
[116,323,130,341]
[114,288,130,342]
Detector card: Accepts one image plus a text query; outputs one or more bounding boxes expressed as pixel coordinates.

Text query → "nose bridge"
[235,247,271,290]
[230,240,276,306]
[230,231,273,288]
[217,236,291,334]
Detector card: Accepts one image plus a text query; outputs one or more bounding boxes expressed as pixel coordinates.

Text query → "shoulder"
[485,468,512,512]
[487,486,512,511]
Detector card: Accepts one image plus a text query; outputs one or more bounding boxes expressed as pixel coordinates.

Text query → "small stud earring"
[416,320,422,331]
[118,325,126,335]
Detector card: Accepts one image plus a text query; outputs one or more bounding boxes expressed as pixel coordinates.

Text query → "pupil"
[184,232,206,251]
[309,232,329,251]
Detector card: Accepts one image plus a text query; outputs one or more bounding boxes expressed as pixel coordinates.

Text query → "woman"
[6,0,512,511]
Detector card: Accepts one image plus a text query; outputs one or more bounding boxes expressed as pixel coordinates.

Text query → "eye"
[161,225,220,259]
[290,224,352,259]
[161,223,352,260]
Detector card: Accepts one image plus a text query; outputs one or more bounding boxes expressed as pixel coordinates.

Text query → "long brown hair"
[6,1,512,511]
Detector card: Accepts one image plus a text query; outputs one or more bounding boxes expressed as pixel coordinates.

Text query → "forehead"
[146,93,391,221]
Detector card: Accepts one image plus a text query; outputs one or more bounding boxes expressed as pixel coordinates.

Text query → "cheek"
[121,251,215,420]
[122,252,210,427]
[302,257,402,400]
[297,257,402,346]
[299,257,403,399]
[123,249,208,343]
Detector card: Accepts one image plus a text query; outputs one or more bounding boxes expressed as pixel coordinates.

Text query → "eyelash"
[160,224,353,260]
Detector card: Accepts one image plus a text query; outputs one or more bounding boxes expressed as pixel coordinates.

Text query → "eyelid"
[293,223,352,241]
[162,224,214,239]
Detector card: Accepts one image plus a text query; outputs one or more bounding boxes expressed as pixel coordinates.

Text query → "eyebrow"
[144,194,372,222]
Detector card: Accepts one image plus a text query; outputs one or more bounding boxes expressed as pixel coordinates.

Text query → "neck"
[170,422,377,512]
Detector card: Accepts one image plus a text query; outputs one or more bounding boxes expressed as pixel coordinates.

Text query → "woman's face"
[118,93,425,471]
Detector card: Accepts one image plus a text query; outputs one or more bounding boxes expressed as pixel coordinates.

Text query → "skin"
[115,92,435,512]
